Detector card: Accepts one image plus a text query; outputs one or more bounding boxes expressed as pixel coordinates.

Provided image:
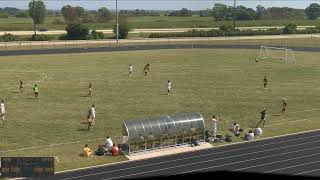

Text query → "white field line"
[264,118,309,127]
[102,148,320,180]
[0,108,319,153]
[57,138,320,180]
[56,129,320,174]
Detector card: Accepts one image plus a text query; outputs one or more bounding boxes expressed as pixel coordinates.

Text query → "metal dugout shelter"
[122,112,205,155]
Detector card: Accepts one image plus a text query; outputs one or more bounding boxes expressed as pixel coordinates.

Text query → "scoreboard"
[0,157,54,177]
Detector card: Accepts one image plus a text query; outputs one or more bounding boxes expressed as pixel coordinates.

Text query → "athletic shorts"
[34,92,39,95]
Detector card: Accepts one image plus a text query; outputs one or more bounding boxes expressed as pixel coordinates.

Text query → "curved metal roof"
[123,112,205,143]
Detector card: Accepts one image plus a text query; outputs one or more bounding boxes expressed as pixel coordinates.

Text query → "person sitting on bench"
[191,137,199,147]
[95,145,105,156]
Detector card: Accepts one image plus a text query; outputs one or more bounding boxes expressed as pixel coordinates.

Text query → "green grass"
[0,48,319,171]
[1,16,320,31]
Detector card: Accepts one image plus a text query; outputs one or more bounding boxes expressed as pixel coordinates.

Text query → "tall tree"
[113,16,132,39]
[305,3,320,20]
[255,5,265,19]
[28,0,46,24]
[97,7,113,22]
[61,5,79,23]
[75,6,85,18]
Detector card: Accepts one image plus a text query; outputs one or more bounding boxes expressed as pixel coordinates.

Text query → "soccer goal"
[260,46,296,62]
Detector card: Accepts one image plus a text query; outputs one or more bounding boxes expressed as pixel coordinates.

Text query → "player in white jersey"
[91,104,96,126]
[167,80,172,95]
[0,100,5,124]
[129,64,133,77]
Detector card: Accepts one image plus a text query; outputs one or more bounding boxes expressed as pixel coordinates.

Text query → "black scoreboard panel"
[0,157,54,177]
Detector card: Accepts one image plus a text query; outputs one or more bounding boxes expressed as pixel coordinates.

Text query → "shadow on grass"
[77,128,90,131]
[80,95,90,97]
[11,91,21,94]
[272,114,281,116]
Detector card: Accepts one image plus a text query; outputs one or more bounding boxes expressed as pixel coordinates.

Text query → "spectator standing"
[211,115,218,137]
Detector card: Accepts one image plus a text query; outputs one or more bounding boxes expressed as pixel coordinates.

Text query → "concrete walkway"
[126,142,213,161]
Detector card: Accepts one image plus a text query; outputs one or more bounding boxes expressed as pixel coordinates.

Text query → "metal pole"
[116,0,119,45]
[33,0,37,36]
[233,0,236,32]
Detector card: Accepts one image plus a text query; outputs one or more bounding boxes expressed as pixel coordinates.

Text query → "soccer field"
[0,48,319,171]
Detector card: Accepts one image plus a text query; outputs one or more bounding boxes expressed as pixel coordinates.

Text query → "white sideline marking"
[295,169,320,175]
[1,108,318,153]
[103,148,320,180]
[265,118,309,127]
[55,128,320,174]
[264,160,320,173]
[57,139,320,180]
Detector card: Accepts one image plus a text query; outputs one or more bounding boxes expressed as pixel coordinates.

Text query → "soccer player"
[211,115,218,137]
[87,109,93,130]
[0,100,5,125]
[88,81,92,97]
[167,80,172,95]
[257,108,267,128]
[33,84,39,99]
[255,56,259,63]
[144,64,150,76]
[19,80,24,93]
[129,64,133,77]
[282,98,287,117]
[263,76,268,89]
[91,104,96,126]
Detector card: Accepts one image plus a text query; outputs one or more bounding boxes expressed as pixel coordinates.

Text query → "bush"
[86,29,105,40]
[31,34,52,41]
[283,24,297,34]
[64,23,89,40]
[113,16,132,39]
[219,24,234,32]
[0,34,17,42]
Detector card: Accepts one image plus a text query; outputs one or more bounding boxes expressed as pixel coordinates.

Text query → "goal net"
[260,46,296,62]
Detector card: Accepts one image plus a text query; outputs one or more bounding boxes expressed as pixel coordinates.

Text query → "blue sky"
[0,0,319,10]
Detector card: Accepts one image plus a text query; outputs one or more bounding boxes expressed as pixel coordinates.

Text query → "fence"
[1,34,320,51]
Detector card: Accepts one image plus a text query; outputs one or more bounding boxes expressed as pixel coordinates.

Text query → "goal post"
[260,45,295,62]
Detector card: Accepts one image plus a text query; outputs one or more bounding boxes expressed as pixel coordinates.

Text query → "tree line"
[212,3,320,21]
[1,2,320,21]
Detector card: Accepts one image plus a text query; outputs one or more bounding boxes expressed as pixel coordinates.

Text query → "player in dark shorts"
[87,109,93,130]
[33,84,39,99]
[282,98,287,116]
[263,76,267,89]
[88,81,92,97]
[257,108,267,128]
[19,80,24,93]
[144,64,150,76]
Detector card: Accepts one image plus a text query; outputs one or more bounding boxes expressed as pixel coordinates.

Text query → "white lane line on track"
[56,128,320,174]
[234,152,320,171]
[295,169,320,175]
[103,149,320,180]
[264,160,320,173]
[59,139,320,180]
